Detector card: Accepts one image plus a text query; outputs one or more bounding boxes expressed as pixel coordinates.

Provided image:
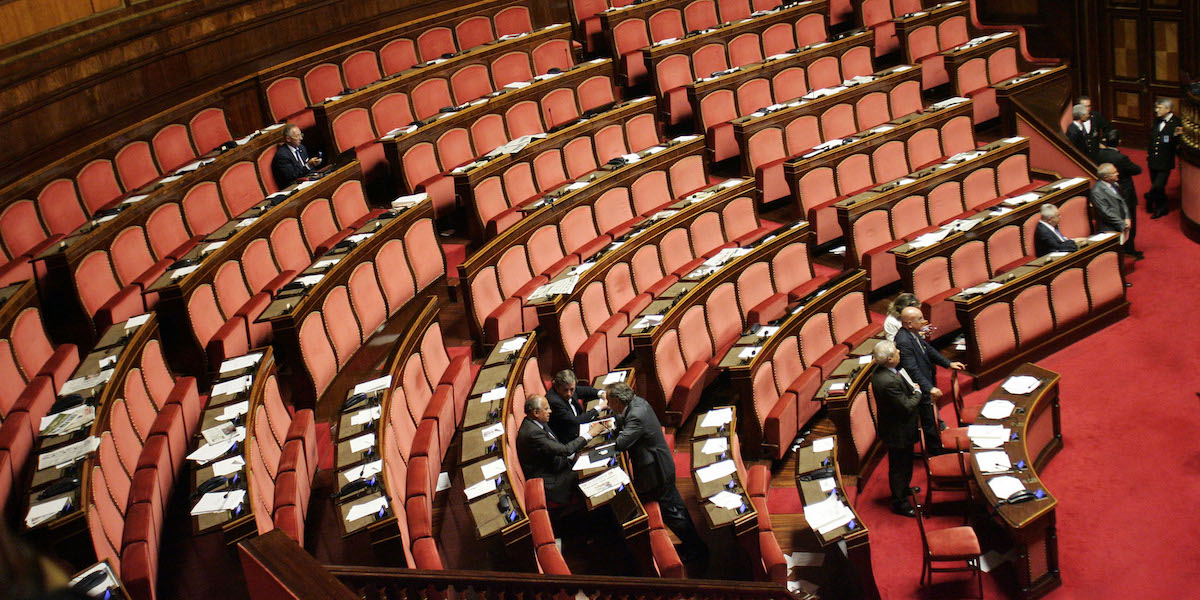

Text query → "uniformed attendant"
[1146,98,1181,219]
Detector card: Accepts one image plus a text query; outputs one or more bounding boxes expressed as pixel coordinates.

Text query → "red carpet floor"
[802,151,1200,598]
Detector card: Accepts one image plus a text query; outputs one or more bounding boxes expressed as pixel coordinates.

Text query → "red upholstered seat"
[303,63,344,104]
[926,526,983,559]
[533,39,574,75]
[380,38,418,76]
[455,16,494,51]
[494,6,532,36]
[77,159,125,213]
[972,302,1017,365]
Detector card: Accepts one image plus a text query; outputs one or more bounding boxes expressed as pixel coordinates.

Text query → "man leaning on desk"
[1033,204,1087,257]
[547,370,607,442]
[516,395,608,507]
[271,124,323,188]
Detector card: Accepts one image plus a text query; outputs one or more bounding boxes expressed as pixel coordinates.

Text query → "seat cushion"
[926,525,981,559]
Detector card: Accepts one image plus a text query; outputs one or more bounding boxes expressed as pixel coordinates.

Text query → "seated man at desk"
[547,370,607,442]
[1033,204,1086,257]
[604,382,709,566]
[271,124,323,188]
[516,395,608,507]
[870,340,922,517]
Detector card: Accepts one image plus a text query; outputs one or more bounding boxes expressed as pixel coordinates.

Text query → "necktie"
[1048,223,1066,242]
[293,145,304,167]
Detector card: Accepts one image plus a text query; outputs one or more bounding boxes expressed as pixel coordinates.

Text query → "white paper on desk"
[579,467,630,498]
[696,459,737,484]
[25,496,72,528]
[600,371,628,385]
[962,281,1003,296]
[69,562,118,597]
[708,490,744,510]
[634,314,663,329]
[436,472,452,492]
[479,458,507,480]
[350,405,383,426]
[348,433,376,453]
[39,405,96,436]
[202,423,238,445]
[967,424,1010,449]
[186,438,236,465]
[572,451,607,471]
[950,218,981,232]
[987,475,1026,499]
[219,352,263,374]
[211,374,253,397]
[313,258,341,270]
[700,407,733,429]
[974,451,1011,473]
[756,326,780,338]
[211,455,245,477]
[190,492,230,516]
[58,369,114,396]
[158,175,184,184]
[1003,192,1041,206]
[620,153,642,164]
[1001,375,1040,395]
[351,375,391,397]
[803,496,853,534]
[346,233,373,244]
[38,436,101,470]
[817,477,837,492]
[1054,177,1088,190]
[341,459,383,484]
[122,194,149,205]
[481,387,507,403]
[812,436,835,453]
[827,382,847,393]
[295,274,324,287]
[498,336,527,353]
[931,97,970,109]
[481,422,504,442]
[464,477,498,500]
[125,313,151,329]
[345,496,389,522]
[738,346,760,360]
[908,228,953,249]
[169,265,199,280]
[858,354,874,365]
[701,437,728,455]
[391,192,427,209]
[565,181,589,191]
[202,242,226,256]
[236,217,258,228]
[214,400,250,422]
[980,399,1016,420]
[1088,232,1116,242]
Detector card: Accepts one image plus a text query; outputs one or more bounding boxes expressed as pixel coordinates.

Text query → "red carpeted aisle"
[812,150,1200,598]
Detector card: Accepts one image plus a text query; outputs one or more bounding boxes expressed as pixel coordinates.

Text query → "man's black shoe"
[1131,251,1145,260]
[930,448,957,456]
[892,505,916,517]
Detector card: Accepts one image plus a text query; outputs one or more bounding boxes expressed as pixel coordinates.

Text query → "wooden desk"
[969,363,1061,598]
[690,407,757,533]
[793,437,880,600]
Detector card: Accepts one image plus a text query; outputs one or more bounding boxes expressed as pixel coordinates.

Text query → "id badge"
[1163,135,1170,143]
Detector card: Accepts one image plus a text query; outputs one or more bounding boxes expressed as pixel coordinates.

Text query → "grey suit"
[1089,179,1129,233]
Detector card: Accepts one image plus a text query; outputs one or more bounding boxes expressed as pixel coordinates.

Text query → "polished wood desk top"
[690,406,756,530]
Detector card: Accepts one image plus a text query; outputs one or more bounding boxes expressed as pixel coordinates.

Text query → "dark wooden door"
[1096,0,1196,147]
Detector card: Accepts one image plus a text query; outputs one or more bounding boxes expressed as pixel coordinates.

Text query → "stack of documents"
[579,467,631,498]
[700,407,734,429]
[498,336,528,354]
[987,475,1026,500]
[803,496,854,534]
[26,497,72,527]
[527,274,579,300]
[190,490,246,516]
[961,281,1003,296]
[391,192,427,209]
[707,490,744,510]
[186,427,245,464]
[979,399,1016,419]
[39,405,96,437]
[967,424,1010,448]
[1000,375,1041,395]
[59,370,114,396]
[38,436,101,470]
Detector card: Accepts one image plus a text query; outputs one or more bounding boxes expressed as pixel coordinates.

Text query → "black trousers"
[918,398,943,452]
[1124,194,1138,252]
[650,484,708,560]
[888,445,915,508]
[1147,169,1171,213]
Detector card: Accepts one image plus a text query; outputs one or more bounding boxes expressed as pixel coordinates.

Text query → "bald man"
[894,307,965,453]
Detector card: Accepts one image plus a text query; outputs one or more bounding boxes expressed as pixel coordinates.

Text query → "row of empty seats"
[897,9,970,89]
[0,108,235,287]
[858,0,924,56]
[574,0,783,53]
[297,217,446,400]
[249,373,319,546]
[87,335,208,600]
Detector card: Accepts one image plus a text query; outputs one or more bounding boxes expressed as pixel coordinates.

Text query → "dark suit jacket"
[895,327,951,400]
[1089,180,1129,232]
[613,396,675,499]
[1033,221,1077,257]
[1094,146,1142,203]
[870,367,921,448]
[1147,115,1182,171]
[516,417,588,505]
[547,384,601,442]
[272,143,311,189]
[1065,120,1101,160]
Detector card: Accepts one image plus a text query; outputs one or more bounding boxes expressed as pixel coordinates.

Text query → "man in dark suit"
[1095,130,1144,258]
[1077,95,1111,140]
[870,340,922,516]
[1065,103,1102,160]
[547,370,607,442]
[271,124,322,188]
[516,395,607,506]
[1146,98,1182,218]
[1033,204,1085,257]
[606,382,708,564]
[895,307,966,454]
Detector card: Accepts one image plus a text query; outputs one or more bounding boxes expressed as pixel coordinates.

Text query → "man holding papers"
[896,307,966,454]
[516,395,607,506]
[605,382,708,567]
[546,370,607,442]
[870,340,922,517]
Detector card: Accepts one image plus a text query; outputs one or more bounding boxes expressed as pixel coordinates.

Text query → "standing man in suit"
[870,340,922,517]
[1033,204,1086,257]
[547,370,607,442]
[271,124,322,188]
[1146,98,1182,218]
[516,395,608,507]
[605,381,708,565]
[1096,130,1144,259]
[895,307,966,454]
[1077,95,1111,140]
[1065,103,1102,160]
[1090,163,1132,242]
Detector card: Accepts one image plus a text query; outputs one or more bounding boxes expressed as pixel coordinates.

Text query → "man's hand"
[595,398,608,412]
[930,387,943,401]
[587,422,608,437]
[1072,237,1088,245]
[306,156,323,168]
[1123,219,1131,230]
[949,362,966,371]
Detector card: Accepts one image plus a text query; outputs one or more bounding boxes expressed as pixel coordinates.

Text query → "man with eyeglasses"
[895,307,966,454]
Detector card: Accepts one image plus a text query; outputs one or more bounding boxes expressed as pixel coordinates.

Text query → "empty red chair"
[491,51,534,88]
[532,39,573,75]
[926,181,965,226]
[735,79,772,117]
[180,182,228,238]
[761,22,795,57]
[455,16,494,51]
[494,6,532,36]
[342,51,383,90]
[728,33,763,67]
[1084,251,1125,312]
[820,103,857,140]
[872,141,909,184]
[331,180,383,229]
[656,54,695,126]
[401,142,454,217]
[218,161,266,219]
[684,0,719,30]
[451,63,493,105]
[376,239,417,314]
[298,312,337,397]
[577,75,616,114]
[861,0,898,56]
[77,159,124,214]
[151,124,198,174]
[971,302,1016,365]
[649,10,685,41]
[701,91,738,162]
[265,77,315,130]
[1049,268,1089,326]
[470,113,509,156]
[798,312,846,376]
[613,20,651,87]
[37,180,89,238]
[645,502,685,578]
[114,141,160,192]
[331,108,388,181]
[956,58,997,123]
[856,92,891,130]
[10,308,77,391]
[793,12,826,46]
[541,87,579,129]
[908,26,948,89]
[505,100,545,139]
[380,38,419,76]
[748,129,788,205]
[907,127,943,170]
[0,200,54,264]
[108,226,169,305]
[890,79,923,117]
[417,27,456,61]
[75,251,143,332]
[323,286,363,366]
[188,108,233,155]
[830,291,878,348]
[1012,285,1053,347]
[938,15,969,48]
